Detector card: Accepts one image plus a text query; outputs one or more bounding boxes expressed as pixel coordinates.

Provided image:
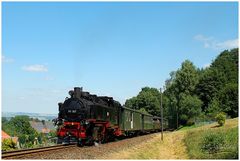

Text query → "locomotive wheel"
[57,138,63,144]
[77,139,85,147]
[77,141,83,147]
[99,134,108,144]
[86,136,94,146]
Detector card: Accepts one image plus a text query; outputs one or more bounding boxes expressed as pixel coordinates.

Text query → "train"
[54,87,168,146]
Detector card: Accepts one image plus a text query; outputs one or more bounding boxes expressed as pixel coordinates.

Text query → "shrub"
[186,119,195,126]
[2,138,17,151]
[215,113,226,126]
[184,122,238,159]
[201,132,225,154]
[180,114,188,125]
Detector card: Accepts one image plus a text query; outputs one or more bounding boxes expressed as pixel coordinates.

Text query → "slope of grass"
[102,131,189,159]
[184,118,238,159]
[102,118,238,159]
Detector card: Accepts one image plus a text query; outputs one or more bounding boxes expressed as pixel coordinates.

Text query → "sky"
[2,2,238,114]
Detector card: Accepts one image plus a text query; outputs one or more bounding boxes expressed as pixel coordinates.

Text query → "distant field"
[103,118,238,159]
[2,112,57,121]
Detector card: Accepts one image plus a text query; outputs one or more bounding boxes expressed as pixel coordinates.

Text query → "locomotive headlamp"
[85,120,89,125]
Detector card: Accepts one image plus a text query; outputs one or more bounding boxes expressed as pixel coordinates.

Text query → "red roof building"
[2,131,11,140]
[2,130,18,144]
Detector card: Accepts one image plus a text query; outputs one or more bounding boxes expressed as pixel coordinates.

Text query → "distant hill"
[2,112,57,121]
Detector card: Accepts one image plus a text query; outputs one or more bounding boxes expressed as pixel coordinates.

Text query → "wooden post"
[160,88,163,141]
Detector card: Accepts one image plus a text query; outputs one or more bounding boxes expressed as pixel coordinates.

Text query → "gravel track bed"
[4,133,158,159]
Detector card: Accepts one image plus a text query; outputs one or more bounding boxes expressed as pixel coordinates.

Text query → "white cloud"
[215,39,238,50]
[194,34,238,50]
[22,64,48,72]
[2,55,14,63]
[203,63,210,69]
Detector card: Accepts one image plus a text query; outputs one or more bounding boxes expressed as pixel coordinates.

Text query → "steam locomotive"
[54,87,167,146]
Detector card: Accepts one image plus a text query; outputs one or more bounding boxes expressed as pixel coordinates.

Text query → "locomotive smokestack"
[74,87,82,98]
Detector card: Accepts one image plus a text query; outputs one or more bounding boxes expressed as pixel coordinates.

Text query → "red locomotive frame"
[57,119,122,145]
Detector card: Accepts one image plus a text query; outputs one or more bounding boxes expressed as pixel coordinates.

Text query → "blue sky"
[2,2,238,114]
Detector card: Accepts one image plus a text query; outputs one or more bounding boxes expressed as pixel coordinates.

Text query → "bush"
[215,113,226,126]
[180,114,188,125]
[201,133,225,154]
[2,138,17,151]
[184,126,238,159]
[186,119,195,126]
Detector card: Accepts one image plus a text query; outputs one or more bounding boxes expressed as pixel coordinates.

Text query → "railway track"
[2,144,76,159]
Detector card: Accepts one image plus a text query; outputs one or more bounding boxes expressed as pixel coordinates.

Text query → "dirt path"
[101,131,189,159]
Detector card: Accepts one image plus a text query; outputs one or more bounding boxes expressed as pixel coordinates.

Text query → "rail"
[2,144,76,159]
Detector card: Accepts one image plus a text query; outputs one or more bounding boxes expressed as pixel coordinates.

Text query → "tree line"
[125,48,238,129]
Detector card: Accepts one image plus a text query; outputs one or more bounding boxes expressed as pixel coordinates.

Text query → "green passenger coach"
[119,106,165,135]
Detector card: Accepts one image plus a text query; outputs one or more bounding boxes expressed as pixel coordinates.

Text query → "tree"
[124,87,161,116]
[178,94,202,125]
[196,68,226,111]
[197,49,238,117]
[137,91,160,116]
[42,120,46,125]
[166,60,200,126]
[3,115,38,148]
[5,115,36,136]
[165,71,176,89]
[2,117,10,133]
[163,86,178,128]
[139,108,149,114]
[218,83,238,117]
[175,60,199,95]
[206,98,220,119]
[2,117,8,124]
[211,49,238,84]
[125,96,138,109]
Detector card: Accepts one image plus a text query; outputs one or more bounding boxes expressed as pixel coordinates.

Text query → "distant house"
[29,121,55,134]
[42,127,50,133]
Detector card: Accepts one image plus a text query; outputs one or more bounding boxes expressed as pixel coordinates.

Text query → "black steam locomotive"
[54,87,167,146]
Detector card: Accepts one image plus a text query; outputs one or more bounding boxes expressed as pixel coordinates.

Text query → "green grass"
[178,124,198,131]
[184,126,238,159]
[178,121,216,131]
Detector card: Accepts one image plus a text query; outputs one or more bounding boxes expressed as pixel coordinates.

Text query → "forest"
[125,48,238,129]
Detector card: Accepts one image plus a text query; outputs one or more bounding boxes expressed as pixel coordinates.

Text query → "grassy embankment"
[184,117,238,159]
[103,118,238,159]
